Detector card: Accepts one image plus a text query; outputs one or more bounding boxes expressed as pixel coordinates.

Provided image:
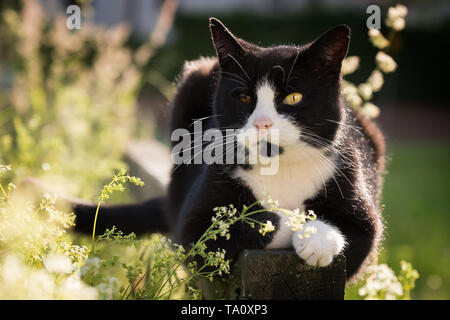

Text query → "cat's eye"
[283,92,303,105]
[238,93,252,104]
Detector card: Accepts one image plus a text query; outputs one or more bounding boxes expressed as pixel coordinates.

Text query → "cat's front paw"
[292,220,346,267]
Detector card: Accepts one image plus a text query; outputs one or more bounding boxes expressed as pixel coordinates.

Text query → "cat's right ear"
[209,18,246,68]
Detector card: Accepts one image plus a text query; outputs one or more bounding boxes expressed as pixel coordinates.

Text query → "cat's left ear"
[209,18,246,68]
[305,25,351,71]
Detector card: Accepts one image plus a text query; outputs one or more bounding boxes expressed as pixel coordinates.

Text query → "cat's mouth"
[236,128,286,163]
[257,140,284,158]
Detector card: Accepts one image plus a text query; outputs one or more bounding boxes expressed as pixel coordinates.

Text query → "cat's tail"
[73,197,169,236]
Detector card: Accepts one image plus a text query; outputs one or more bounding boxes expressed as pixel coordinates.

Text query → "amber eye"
[238,93,252,104]
[283,92,303,105]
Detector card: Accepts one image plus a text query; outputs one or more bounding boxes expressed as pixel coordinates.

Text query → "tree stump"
[198,249,346,300]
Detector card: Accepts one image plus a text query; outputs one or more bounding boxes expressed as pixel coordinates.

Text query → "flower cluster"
[0,166,96,299]
[342,4,408,119]
[0,0,144,200]
[385,4,408,31]
[375,51,398,74]
[358,260,419,300]
[0,165,12,174]
[281,209,317,239]
[358,264,403,300]
[91,169,144,251]
[259,220,275,236]
[398,260,420,299]
[0,255,97,299]
[368,29,389,49]
[98,168,145,202]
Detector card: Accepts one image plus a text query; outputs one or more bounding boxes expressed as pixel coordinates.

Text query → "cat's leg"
[292,219,346,267]
[302,199,381,278]
[174,167,279,262]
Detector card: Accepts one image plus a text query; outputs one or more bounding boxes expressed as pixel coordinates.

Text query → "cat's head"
[209,18,350,164]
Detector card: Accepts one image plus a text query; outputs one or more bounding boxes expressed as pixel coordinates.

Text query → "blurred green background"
[0,0,448,299]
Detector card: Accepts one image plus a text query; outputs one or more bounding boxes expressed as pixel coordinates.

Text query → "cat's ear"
[305,25,351,72]
[209,18,246,68]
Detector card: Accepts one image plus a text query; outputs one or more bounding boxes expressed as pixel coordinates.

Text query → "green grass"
[346,141,450,299]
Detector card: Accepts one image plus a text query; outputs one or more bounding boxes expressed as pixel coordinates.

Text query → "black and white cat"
[74,18,385,280]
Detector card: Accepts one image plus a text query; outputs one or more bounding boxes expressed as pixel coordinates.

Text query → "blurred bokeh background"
[0,0,448,299]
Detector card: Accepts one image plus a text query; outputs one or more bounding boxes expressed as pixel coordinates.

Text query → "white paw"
[292,220,346,267]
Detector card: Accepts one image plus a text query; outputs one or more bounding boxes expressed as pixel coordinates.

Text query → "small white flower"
[58,274,99,300]
[367,70,384,92]
[0,165,12,174]
[391,18,405,31]
[358,83,373,100]
[1,255,25,284]
[360,102,380,119]
[259,220,275,236]
[44,253,73,274]
[386,5,407,32]
[387,4,408,21]
[376,52,397,73]
[368,29,389,49]
[346,93,363,108]
[359,264,404,300]
[341,56,360,75]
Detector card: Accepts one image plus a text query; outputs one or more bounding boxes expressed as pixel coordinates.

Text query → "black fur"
[74,18,385,280]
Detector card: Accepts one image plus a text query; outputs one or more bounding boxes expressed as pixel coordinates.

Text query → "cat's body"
[74,18,385,280]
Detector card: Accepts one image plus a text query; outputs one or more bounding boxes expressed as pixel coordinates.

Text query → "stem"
[0,184,12,207]
[91,199,103,252]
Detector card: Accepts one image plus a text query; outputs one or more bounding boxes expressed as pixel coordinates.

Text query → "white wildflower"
[1,255,25,284]
[386,4,408,32]
[358,83,373,100]
[0,165,12,174]
[359,264,403,300]
[368,29,389,49]
[342,82,358,95]
[44,253,73,274]
[265,196,279,208]
[360,102,380,119]
[57,274,98,300]
[259,220,275,236]
[341,56,360,75]
[376,52,397,73]
[391,18,405,31]
[346,93,363,108]
[367,70,384,92]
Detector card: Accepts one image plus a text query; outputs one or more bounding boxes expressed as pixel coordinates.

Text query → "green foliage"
[381,142,449,299]
[0,162,321,299]
[91,169,144,251]
[0,0,141,199]
[0,165,97,299]
[83,186,317,299]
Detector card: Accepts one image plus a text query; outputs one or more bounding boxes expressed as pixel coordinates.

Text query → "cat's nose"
[253,117,273,130]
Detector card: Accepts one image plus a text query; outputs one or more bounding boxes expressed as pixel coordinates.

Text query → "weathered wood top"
[198,249,346,300]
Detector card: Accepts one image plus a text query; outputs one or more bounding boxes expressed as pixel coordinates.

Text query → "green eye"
[283,92,303,105]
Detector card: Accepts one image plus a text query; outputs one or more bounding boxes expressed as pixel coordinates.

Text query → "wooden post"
[198,249,346,300]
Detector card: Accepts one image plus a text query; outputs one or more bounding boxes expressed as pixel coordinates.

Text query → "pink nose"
[253,118,273,130]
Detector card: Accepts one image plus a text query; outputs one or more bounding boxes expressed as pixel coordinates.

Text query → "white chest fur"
[234,145,335,249]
